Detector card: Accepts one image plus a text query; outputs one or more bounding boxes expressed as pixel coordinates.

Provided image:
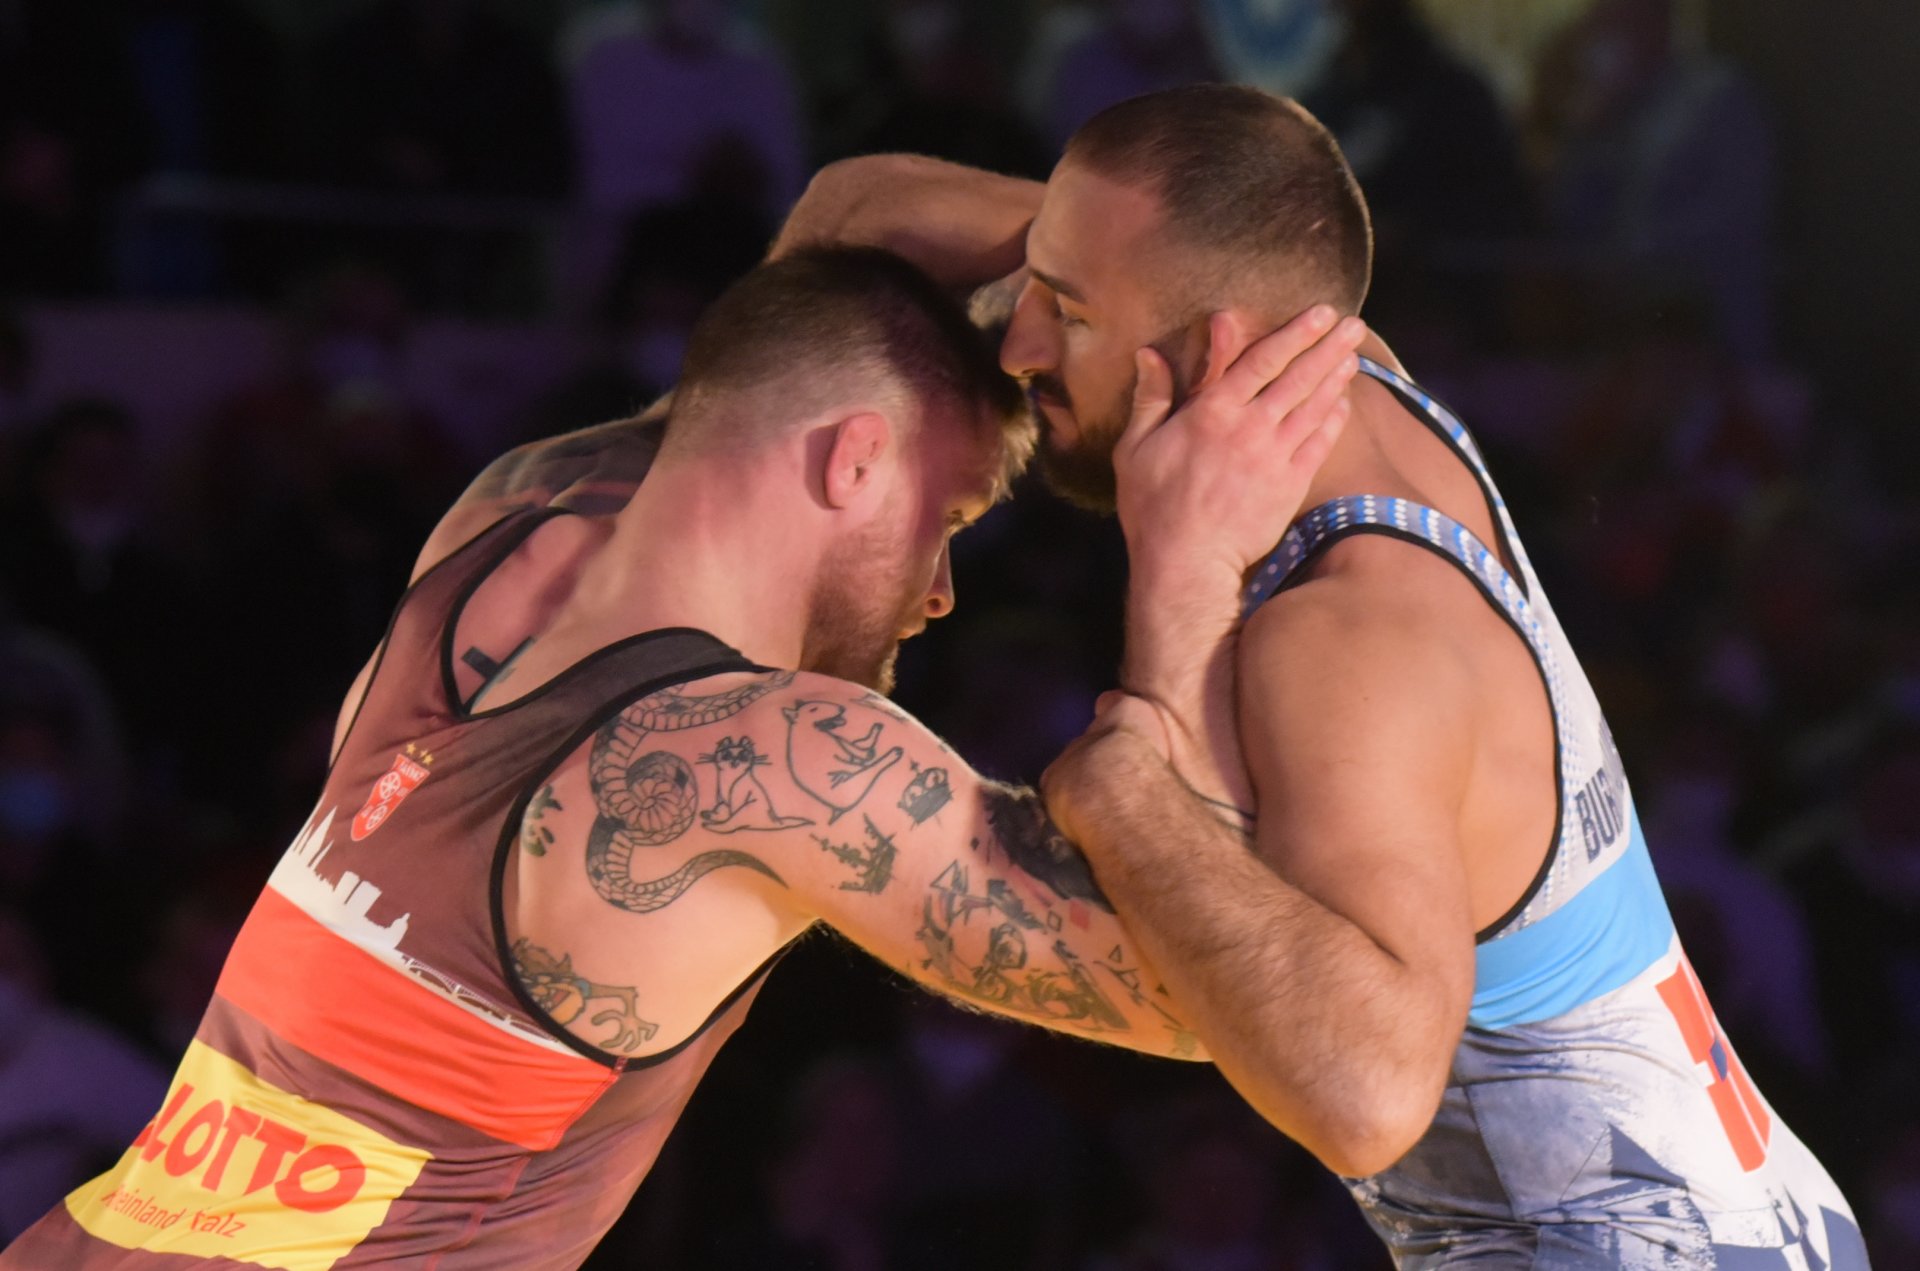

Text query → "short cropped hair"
[670,246,1033,492]
[1064,85,1373,318]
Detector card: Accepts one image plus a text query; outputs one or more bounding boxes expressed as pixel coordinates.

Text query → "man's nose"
[999,280,1058,381]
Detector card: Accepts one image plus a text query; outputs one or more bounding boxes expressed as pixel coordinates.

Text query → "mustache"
[1026,374,1070,408]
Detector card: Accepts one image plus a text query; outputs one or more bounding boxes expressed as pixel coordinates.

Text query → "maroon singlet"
[5,509,775,1270]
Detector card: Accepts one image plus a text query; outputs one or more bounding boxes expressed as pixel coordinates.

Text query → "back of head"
[1063,84,1373,323]
[667,246,1032,486]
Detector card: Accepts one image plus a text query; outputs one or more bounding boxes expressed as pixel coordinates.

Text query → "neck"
[563,449,819,670]
[1294,330,1404,517]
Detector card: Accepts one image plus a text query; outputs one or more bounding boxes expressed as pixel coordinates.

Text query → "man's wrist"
[1124,580,1237,709]
[1127,548,1247,619]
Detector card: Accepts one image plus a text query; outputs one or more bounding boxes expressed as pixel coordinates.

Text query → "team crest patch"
[350,745,433,841]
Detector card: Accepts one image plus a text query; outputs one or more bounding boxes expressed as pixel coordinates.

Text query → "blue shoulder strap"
[1241,495,1551,685]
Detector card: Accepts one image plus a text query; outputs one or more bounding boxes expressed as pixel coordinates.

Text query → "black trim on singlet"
[1362,367,1530,602]
[488,651,798,1071]
[327,505,560,785]
[1267,522,1565,945]
[437,505,579,721]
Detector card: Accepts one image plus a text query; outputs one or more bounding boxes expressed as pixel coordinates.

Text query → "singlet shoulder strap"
[1243,495,1548,666]
[330,506,566,770]
[1356,356,1530,602]
[1356,356,1491,472]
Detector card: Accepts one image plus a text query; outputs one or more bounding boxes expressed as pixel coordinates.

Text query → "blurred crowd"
[2,0,1917,1266]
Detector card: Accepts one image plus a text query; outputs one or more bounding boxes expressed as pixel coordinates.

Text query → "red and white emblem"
[351,745,433,841]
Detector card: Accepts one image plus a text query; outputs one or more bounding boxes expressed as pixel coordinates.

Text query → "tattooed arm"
[507,671,1205,1061]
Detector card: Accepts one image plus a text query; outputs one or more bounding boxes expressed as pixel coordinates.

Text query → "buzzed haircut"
[669,245,1032,487]
[1064,85,1373,318]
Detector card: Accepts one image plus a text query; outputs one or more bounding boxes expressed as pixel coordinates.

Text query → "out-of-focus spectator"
[0,905,168,1245]
[0,636,151,1028]
[0,399,188,743]
[564,0,806,223]
[179,265,461,800]
[313,0,566,198]
[1529,0,1777,361]
[893,1002,1088,1270]
[0,0,147,295]
[1305,0,1532,334]
[0,629,127,851]
[1031,0,1219,152]
[849,0,1050,177]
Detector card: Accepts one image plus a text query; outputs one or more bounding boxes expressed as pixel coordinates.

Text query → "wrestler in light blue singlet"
[1242,358,1869,1269]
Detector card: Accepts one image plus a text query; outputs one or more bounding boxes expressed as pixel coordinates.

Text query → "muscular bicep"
[1237,587,1478,1004]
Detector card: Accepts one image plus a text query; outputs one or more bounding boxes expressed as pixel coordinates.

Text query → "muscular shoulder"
[1242,537,1487,714]
[1236,537,1493,818]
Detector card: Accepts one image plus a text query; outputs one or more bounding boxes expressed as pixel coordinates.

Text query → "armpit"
[982,784,1113,912]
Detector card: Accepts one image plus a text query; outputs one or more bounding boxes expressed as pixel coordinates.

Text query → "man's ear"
[820,411,893,510]
[1188,309,1262,396]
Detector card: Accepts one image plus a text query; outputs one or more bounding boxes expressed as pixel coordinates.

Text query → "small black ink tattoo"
[899,766,952,826]
[521,785,563,856]
[584,835,788,914]
[913,859,1129,1032]
[782,700,904,822]
[813,815,899,894]
[699,735,813,833]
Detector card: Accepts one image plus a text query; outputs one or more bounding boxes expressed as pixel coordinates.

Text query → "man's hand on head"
[1115,305,1365,595]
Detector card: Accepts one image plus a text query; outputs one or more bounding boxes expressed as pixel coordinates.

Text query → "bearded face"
[1027,372,1129,515]
[801,509,924,694]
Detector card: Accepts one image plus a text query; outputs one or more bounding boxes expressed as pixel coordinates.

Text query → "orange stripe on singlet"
[215,885,617,1151]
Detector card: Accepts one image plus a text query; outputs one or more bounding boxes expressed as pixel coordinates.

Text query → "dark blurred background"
[1,0,1916,1266]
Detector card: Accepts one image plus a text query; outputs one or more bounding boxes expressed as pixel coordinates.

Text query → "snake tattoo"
[582,673,795,913]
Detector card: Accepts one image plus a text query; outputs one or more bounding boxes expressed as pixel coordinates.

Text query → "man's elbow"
[1302,1080,1444,1179]
[776,155,925,254]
